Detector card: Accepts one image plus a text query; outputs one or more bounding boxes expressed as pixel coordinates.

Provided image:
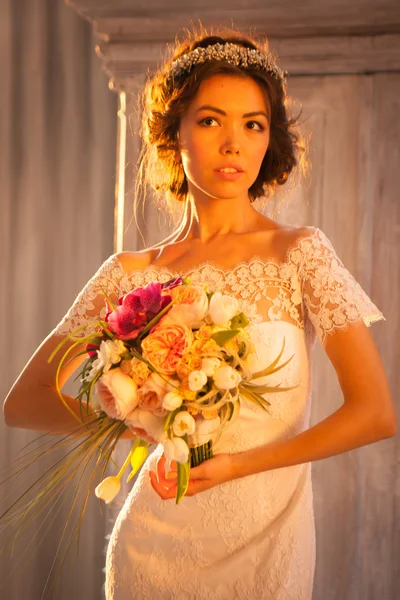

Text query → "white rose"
[213,365,242,390]
[172,411,196,437]
[189,416,221,446]
[95,368,138,420]
[163,437,190,464]
[162,391,184,411]
[125,408,167,444]
[188,370,208,391]
[94,476,121,504]
[201,357,221,376]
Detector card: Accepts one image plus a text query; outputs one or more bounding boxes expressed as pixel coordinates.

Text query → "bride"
[4,26,397,600]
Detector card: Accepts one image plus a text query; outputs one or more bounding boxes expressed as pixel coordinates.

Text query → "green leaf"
[127,439,149,483]
[240,382,299,394]
[230,312,249,329]
[163,407,182,432]
[211,329,240,346]
[176,459,190,505]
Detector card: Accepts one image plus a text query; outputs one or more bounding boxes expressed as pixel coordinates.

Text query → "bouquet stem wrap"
[190,440,213,467]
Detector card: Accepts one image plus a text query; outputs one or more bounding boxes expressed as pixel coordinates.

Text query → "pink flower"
[161,276,184,290]
[95,368,138,420]
[125,408,166,444]
[106,282,172,341]
[136,372,169,417]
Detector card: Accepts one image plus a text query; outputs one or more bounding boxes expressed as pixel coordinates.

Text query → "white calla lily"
[94,476,121,504]
[172,411,196,437]
[163,437,190,464]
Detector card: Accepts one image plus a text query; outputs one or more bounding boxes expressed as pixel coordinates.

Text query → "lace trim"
[296,229,386,347]
[53,226,385,348]
[113,226,317,278]
[53,229,317,338]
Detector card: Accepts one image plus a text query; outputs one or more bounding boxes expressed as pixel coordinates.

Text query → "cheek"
[253,138,270,168]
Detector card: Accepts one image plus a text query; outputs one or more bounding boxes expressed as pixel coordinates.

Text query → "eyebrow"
[195,104,269,120]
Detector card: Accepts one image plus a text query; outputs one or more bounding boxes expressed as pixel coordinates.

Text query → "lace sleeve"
[298,227,386,348]
[53,254,125,338]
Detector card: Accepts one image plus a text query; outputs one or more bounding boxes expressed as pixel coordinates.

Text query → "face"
[177,74,271,204]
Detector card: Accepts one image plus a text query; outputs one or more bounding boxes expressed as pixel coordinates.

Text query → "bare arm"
[2,253,142,439]
[232,315,397,478]
[3,333,99,435]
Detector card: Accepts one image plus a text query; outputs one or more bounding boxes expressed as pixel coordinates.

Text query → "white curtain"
[0,1,117,599]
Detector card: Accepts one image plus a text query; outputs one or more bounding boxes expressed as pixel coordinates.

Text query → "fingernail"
[165,472,177,480]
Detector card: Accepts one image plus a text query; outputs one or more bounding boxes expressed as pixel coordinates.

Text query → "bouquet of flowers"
[50,276,298,505]
[0,276,299,597]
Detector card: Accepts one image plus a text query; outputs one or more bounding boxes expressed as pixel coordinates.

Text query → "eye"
[246,121,264,131]
[199,117,218,127]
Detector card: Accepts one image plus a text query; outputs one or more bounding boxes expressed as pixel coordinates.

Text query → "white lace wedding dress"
[54,226,385,600]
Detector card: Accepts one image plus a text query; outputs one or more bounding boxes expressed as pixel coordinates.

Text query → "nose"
[220,126,241,155]
[221,142,240,155]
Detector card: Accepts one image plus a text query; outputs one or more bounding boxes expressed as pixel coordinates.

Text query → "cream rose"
[125,408,166,444]
[201,357,221,376]
[213,365,242,390]
[162,391,184,411]
[208,292,239,326]
[136,372,169,417]
[95,368,138,420]
[188,369,208,391]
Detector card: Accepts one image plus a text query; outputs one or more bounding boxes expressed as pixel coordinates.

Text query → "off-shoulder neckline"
[112,225,319,278]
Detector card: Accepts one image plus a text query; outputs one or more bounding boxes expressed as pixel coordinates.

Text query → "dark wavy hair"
[135,25,308,221]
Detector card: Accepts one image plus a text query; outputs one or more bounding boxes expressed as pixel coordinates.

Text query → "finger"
[149,470,176,500]
[157,454,178,482]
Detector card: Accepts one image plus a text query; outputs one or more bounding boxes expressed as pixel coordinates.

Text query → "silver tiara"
[167,42,287,84]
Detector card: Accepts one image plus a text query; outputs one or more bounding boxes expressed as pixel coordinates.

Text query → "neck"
[180,194,262,245]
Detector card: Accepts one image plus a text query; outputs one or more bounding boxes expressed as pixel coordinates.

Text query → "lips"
[214,163,244,173]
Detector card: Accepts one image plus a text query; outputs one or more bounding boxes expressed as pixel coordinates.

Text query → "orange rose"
[195,325,214,340]
[141,324,193,375]
[156,285,208,329]
[169,284,208,308]
[191,339,221,357]
[176,353,203,379]
[179,376,198,401]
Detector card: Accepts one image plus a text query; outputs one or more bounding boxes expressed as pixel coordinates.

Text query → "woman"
[4,29,396,599]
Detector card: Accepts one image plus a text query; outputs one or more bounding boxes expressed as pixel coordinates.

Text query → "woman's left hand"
[149,452,235,500]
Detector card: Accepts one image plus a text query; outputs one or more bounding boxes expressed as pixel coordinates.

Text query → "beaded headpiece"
[167,42,287,85]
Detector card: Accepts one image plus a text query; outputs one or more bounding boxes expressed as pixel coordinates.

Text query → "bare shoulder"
[281,224,316,243]
[260,224,315,262]
[115,249,156,273]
